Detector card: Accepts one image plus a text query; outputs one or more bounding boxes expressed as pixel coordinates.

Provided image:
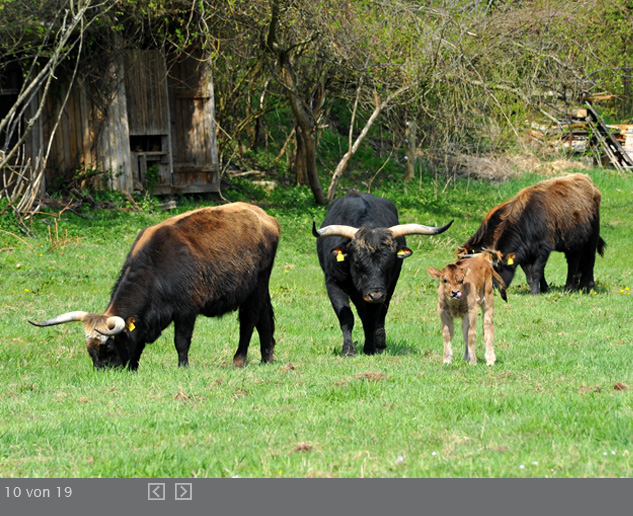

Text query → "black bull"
[29,202,280,370]
[314,191,452,356]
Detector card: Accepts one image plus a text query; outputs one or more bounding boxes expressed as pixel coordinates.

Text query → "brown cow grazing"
[428,256,507,366]
[29,202,280,370]
[459,173,606,294]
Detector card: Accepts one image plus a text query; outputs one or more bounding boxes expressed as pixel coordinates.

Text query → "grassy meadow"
[1,167,632,478]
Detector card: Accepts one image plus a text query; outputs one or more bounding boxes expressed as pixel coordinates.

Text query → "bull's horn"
[482,247,501,256]
[95,316,126,336]
[389,220,453,239]
[28,311,91,327]
[312,221,359,240]
[458,253,483,258]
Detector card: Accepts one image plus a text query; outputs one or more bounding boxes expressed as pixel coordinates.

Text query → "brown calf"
[428,256,507,366]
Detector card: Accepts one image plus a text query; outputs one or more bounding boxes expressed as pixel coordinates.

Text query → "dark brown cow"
[29,203,280,370]
[459,173,606,294]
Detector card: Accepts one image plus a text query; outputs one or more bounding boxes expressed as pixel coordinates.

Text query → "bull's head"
[314,220,453,303]
[29,312,133,369]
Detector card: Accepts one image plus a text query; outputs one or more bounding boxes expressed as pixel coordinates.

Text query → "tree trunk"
[294,124,308,185]
[405,120,417,182]
[265,0,326,204]
[279,52,326,204]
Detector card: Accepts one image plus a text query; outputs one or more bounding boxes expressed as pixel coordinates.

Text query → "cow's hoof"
[233,356,246,368]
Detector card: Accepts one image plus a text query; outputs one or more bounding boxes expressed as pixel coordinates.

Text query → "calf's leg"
[439,311,455,365]
[462,310,477,365]
[481,301,496,366]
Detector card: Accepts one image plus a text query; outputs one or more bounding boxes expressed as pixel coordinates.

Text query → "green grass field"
[1,168,632,477]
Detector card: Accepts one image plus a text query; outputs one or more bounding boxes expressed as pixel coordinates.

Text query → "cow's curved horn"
[482,247,504,262]
[28,311,91,327]
[312,221,359,240]
[96,316,126,336]
[389,219,453,239]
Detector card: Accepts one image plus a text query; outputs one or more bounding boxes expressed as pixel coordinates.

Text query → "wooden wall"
[22,49,218,195]
[125,51,169,136]
[166,55,219,193]
[43,77,95,186]
[44,60,132,193]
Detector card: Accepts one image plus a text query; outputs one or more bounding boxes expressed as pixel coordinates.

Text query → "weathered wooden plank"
[125,50,169,136]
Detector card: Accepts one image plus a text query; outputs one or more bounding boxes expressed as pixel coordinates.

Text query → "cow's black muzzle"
[364,290,386,303]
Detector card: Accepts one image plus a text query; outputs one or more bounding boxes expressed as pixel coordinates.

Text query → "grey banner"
[0,478,628,516]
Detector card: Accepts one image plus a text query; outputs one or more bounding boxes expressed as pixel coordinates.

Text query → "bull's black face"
[86,335,130,369]
[343,229,412,303]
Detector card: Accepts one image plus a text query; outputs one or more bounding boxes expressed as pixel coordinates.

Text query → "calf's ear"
[397,247,412,259]
[427,267,442,279]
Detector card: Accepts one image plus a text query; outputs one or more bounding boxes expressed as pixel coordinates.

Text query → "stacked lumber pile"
[530,101,633,173]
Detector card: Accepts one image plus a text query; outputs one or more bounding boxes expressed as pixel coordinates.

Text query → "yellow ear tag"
[397,249,407,257]
[507,257,514,265]
[127,321,136,332]
[336,250,345,262]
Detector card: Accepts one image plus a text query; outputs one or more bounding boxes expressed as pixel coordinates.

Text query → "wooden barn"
[1,49,219,196]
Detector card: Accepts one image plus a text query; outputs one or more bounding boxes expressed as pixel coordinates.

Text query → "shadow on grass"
[329,339,420,357]
[506,283,602,296]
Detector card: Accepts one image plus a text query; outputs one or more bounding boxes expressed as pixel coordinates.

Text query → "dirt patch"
[174,391,192,402]
[577,385,602,395]
[279,362,296,374]
[354,372,388,382]
[290,442,314,454]
[428,153,588,181]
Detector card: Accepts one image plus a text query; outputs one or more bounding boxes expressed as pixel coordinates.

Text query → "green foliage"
[1,168,632,477]
[0,198,21,234]
[144,164,161,194]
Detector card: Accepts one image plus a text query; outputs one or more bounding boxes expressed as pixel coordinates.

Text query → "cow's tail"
[491,269,508,303]
[597,237,607,257]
